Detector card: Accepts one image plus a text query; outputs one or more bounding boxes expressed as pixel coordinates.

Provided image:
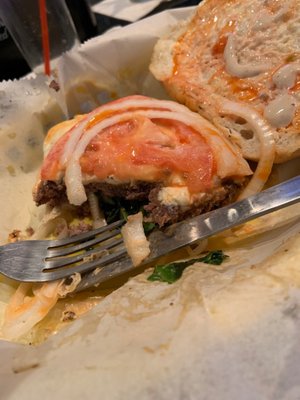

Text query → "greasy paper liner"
[0,7,300,400]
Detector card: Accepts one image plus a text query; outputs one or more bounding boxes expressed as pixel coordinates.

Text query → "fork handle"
[147,175,300,261]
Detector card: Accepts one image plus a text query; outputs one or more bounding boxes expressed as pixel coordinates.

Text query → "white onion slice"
[121,212,150,267]
[87,192,106,228]
[65,158,88,205]
[60,115,91,166]
[2,281,63,340]
[220,99,275,199]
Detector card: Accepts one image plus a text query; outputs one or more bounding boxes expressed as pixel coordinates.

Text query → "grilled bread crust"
[150,0,300,163]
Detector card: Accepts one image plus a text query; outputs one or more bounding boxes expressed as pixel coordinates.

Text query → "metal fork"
[0,220,126,282]
[0,175,299,290]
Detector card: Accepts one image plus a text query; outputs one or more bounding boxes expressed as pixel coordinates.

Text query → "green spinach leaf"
[147,250,229,284]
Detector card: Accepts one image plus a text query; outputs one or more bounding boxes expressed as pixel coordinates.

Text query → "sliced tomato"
[42,111,215,194]
[81,116,213,193]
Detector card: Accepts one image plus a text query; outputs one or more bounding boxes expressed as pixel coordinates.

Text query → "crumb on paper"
[12,362,40,374]
[49,79,60,92]
[61,310,77,322]
[92,267,102,276]
[59,273,82,297]
[8,132,17,139]
[6,165,16,177]
[84,250,109,264]
[8,226,35,242]
[26,227,35,237]
[8,229,21,243]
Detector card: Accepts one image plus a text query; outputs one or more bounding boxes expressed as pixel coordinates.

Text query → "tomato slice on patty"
[42,113,214,194]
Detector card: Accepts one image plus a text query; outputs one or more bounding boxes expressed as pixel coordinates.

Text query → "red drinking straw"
[39,0,51,75]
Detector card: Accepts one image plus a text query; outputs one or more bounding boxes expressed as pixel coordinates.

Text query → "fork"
[0,175,299,290]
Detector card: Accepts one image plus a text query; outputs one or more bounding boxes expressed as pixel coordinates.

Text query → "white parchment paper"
[55,7,192,116]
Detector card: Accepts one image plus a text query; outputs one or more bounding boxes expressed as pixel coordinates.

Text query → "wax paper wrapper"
[0,75,66,244]
[54,7,193,117]
[0,7,300,400]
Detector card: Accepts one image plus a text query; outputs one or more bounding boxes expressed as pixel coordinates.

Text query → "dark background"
[0,0,199,81]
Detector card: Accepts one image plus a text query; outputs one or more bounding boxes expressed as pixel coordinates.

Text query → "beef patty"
[34,180,244,227]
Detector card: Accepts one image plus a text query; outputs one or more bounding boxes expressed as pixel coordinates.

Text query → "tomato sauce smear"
[42,115,215,194]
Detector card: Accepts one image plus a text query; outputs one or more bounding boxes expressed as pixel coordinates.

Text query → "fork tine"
[48,220,124,248]
[40,248,128,281]
[44,238,124,270]
[47,227,122,257]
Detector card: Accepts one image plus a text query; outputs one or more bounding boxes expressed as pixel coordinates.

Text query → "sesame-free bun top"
[150,0,300,163]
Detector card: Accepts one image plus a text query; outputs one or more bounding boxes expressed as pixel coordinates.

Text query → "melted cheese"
[158,187,192,206]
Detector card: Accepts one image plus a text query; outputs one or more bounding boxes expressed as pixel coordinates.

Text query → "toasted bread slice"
[150,0,300,163]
